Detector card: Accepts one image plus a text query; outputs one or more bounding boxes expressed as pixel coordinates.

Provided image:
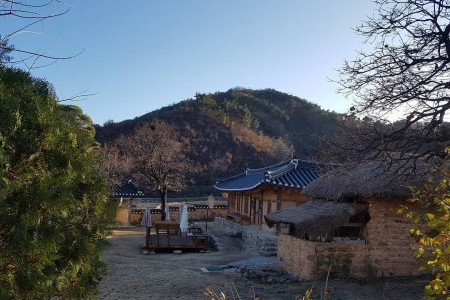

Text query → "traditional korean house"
[265,160,435,280]
[112,180,144,225]
[214,159,327,229]
[113,180,144,202]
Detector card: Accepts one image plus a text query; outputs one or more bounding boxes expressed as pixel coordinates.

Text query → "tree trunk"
[160,188,167,221]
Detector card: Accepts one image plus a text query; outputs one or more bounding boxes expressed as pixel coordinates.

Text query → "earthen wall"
[277,197,423,279]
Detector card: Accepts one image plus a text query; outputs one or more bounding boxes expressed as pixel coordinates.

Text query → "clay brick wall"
[365,198,422,277]
[277,197,423,280]
[115,206,129,225]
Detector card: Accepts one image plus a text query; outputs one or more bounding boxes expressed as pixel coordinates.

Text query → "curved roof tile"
[113,180,144,197]
[214,159,328,192]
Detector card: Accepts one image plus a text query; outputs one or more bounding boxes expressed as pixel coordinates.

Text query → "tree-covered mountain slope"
[95,88,342,195]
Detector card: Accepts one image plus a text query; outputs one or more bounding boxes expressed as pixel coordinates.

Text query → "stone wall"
[277,197,423,280]
[278,235,367,280]
[216,217,278,256]
[278,235,317,280]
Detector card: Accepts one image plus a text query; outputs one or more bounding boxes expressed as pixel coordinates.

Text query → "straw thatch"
[302,160,435,201]
[265,200,353,238]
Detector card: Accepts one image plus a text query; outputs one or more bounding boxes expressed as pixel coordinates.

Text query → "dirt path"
[98,226,426,300]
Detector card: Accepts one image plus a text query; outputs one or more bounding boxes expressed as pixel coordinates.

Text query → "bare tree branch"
[334,0,450,169]
[101,120,193,220]
[0,0,80,66]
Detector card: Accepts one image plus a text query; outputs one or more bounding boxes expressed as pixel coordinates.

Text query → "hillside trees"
[0,67,112,298]
[110,121,191,220]
[337,0,449,167]
[95,89,339,195]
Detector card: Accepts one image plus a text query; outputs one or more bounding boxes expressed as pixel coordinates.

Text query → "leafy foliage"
[406,155,450,298]
[0,67,112,299]
[0,39,13,65]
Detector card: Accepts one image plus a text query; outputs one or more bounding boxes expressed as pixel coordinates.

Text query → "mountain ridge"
[95,88,341,195]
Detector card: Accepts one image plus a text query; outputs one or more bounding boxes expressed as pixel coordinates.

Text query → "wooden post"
[128,197,133,225]
[260,189,264,229]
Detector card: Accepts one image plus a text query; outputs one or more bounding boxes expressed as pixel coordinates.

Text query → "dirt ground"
[98,224,427,300]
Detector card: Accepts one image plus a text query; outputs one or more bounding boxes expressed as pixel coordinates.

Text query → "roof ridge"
[265,161,295,178]
[214,171,247,185]
[246,159,292,174]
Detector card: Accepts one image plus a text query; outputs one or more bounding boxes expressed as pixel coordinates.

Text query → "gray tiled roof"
[113,180,144,197]
[214,159,325,192]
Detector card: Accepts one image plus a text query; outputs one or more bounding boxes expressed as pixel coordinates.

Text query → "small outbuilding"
[214,159,329,229]
[111,180,144,225]
[266,160,432,280]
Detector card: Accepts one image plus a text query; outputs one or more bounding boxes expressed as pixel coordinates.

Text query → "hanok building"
[214,159,326,229]
[112,180,144,225]
[265,160,435,279]
[113,180,144,202]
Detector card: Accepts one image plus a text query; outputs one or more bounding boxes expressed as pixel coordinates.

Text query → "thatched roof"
[302,160,434,201]
[265,200,353,237]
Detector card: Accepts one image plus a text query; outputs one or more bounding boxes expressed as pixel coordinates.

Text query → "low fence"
[115,204,228,226]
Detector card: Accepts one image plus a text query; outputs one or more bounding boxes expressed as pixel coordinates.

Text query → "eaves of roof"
[214,159,323,192]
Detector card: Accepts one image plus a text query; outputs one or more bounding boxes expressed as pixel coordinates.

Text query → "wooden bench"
[154,221,180,235]
[153,221,180,247]
[145,221,209,252]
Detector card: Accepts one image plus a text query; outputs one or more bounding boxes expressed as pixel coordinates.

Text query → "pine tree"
[0,67,112,299]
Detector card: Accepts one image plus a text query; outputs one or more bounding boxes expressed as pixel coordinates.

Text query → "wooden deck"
[145,221,208,252]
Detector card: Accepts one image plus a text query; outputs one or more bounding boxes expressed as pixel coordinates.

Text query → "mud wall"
[277,198,423,280]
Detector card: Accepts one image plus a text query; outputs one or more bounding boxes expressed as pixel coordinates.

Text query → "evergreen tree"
[0,67,112,299]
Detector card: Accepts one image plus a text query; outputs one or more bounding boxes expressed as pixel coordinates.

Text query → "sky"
[2,1,377,125]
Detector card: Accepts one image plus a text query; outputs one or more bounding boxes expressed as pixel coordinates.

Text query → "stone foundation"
[278,236,367,280]
[215,218,278,256]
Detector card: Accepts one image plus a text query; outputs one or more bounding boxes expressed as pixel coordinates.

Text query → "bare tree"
[336,0,450,169]
[99,143,133,186]
[115,120,191,220]
[0,0,80,67]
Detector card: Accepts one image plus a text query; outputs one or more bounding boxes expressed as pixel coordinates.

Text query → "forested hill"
[95,88,341,195]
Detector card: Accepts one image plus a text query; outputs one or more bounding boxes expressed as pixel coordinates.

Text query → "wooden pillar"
[276,189,281,211]
[128,197,133,225]
[260,189,264,229]
[241,192,244,215]
[276,189,281,233]
[249,197,253,223]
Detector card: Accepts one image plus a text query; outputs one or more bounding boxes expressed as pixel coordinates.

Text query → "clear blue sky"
[3,1,376,125]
